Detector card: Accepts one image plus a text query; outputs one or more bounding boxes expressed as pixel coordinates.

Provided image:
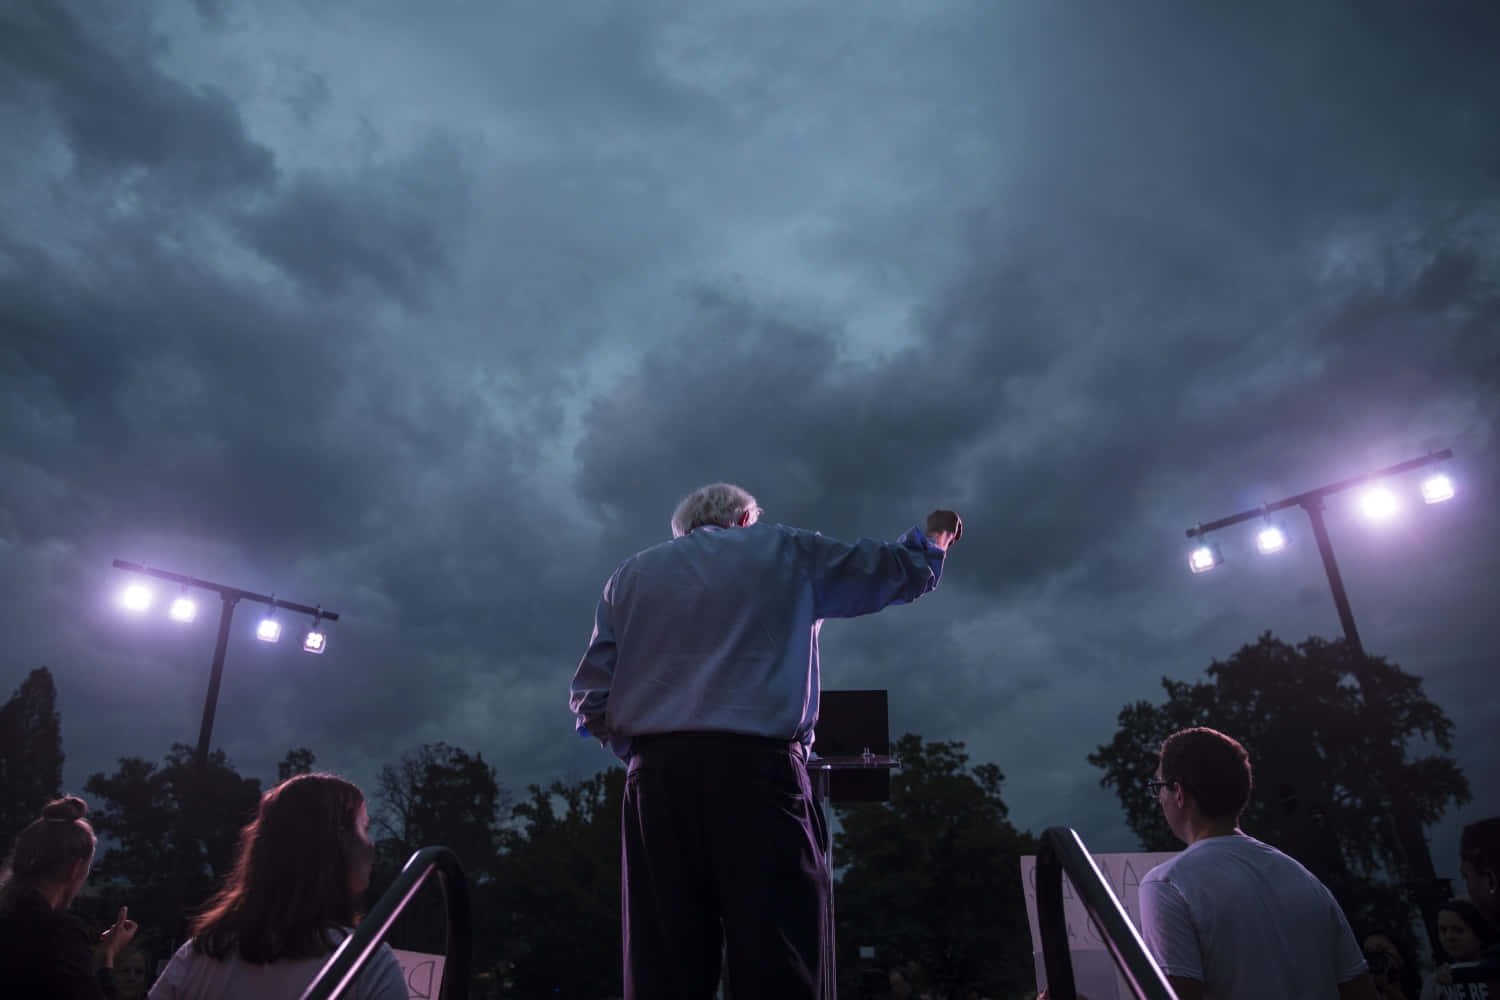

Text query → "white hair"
[671,483,761,538]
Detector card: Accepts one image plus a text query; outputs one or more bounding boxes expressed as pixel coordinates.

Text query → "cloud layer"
[2,1,1496,879]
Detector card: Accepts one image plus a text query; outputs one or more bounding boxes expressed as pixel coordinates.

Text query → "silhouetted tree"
[84,743,262,949]
[276,746,317,782]
[497,768,624,998]
[834,733,1037,999]
[1088,632,1469,945]
[368,741,509,985]
[373,742,506,881]
[0,667,64,858]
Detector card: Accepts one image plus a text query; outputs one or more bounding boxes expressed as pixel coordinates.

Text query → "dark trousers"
[622,732,829,1000]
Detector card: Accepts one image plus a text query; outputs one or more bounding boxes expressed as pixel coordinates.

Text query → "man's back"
[568,486,961,1000]
[593,521,941,751]
[1139,832,1367,999]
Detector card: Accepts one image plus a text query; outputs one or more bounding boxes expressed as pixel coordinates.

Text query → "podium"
[808,690,900,1000]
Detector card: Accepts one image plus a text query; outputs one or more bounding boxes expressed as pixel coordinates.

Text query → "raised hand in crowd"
[98,906,139,967]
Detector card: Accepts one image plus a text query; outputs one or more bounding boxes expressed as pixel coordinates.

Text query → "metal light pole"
[112,559,339,770]
[1185,449,1454,954]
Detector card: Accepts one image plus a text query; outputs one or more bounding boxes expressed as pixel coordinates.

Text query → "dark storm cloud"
[572,275,1059,557]
[236,147,467,308]
[556,1,1500,865]
[2,229,411,559]
[0,0,552,792]
[191,0,230,31]
[1,13,476,568]
[0,2,273,195]
[2,0,1497,885]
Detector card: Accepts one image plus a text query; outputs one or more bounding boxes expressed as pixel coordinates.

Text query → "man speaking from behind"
[570,482,961,1000]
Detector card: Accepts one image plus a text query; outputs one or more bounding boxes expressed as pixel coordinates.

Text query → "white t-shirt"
[147,929,408,1000]
[1138,832,1367,999]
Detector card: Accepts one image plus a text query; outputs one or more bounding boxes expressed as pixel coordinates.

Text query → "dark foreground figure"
[0,796,138,1000]
[571,482,961,999]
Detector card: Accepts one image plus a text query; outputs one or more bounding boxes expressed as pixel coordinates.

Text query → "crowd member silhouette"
[110,944,151,1000]
[1446,817,1500,992]
[1362,931,1419,1000]
[147,773,405,1000]
[0,795,139,999]
[571,482,961,999]
[1420,899,1498,999]
[1460,818,1500,927]
[1138,727,1377,1000]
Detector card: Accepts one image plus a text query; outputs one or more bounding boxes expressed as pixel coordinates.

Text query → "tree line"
[0,631,1470,997]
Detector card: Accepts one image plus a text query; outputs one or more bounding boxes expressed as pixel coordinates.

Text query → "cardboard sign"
[1020,851,1177,1000]
[391,949,446,1000]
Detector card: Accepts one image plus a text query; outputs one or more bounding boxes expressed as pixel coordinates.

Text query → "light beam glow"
[1256,524,1288,554]
[256,618,282,643]
[1358,487,1400,521]
[1189,543,1220,574]
[169,596,198,623]
[1421,474,1454,504]
[121,584,153,612]
[302,630,327,654]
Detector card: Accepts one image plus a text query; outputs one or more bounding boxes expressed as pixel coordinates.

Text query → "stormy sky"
[2,0,1496,882]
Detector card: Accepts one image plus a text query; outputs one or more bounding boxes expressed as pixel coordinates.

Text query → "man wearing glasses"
[1137,727,1377,1000]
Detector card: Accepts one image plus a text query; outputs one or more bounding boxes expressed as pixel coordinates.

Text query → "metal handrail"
[301,845,472,1000]
[1035,827,1176,1000]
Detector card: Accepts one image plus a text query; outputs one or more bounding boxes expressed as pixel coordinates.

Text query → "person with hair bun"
[0,795,139,999]
[148,773,405,1000]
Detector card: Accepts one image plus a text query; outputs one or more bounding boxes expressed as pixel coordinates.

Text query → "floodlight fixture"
[110,558,341,774]
[1188,541,1221,574]
[121,583,154,612]
[1256,522,1289,555]
[1421,473,1455,504]
[1358,486,1400,522]
[302,608,328,654]
[168,587,199,617]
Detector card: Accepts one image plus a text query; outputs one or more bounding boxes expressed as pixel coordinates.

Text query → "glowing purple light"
[302,630,327,654]
[256,618,282,643]
[169,596,198,623]
[1421,474,1454,504]
[1256,525,1288,554]
[121,584,153,612]
[1358,487,1400,522]
[1188,543,1220,574]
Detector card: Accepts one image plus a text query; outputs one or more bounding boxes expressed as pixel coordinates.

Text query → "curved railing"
[301,845,472,1000]
[1035,827,1176,1000]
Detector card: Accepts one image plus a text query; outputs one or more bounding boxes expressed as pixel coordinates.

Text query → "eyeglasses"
[1148,779,1175,796]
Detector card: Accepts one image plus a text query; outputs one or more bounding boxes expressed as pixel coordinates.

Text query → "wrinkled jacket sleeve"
[569,581,617,742]
[801,524,945,620]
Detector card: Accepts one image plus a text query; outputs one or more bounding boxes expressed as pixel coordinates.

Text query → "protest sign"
[1019,850,1176,1000]
[391,948,446,1000]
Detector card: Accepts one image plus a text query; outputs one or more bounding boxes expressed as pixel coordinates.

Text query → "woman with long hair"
[148,773,405,999]
[0,795,139,998]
